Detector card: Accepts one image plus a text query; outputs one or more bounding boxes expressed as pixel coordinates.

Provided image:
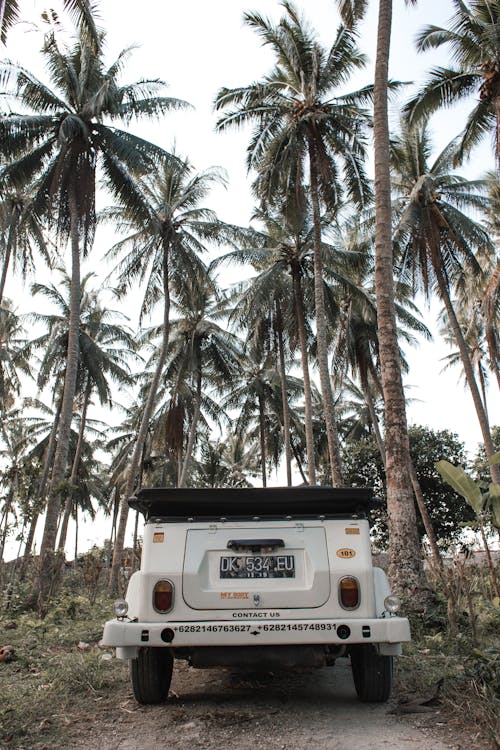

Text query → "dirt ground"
[65,658,470,750]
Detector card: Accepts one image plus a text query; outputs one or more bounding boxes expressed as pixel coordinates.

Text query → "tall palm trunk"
[308,138,343,486]
[20,395,63,579]
[291,261,316,484]
[360,375,386,468]
[38,393,63,501]
[35,185,82,614]
[0,486,14,561]
[258,392,268,487]
[109,245,170,595]
[275,302,292,486]
[484,266,500,390]
[364,381,444,576]
[0,219,16,306]
[496,94,500,167]
[178,366,203,488]
[373,0,425,599]
[57,381,91,553]
[20,512,38,569]
[436,269,500,483]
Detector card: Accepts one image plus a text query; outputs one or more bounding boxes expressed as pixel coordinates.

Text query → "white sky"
[2,0,498,556]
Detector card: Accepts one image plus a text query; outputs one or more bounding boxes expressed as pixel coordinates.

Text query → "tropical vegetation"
[0,0,498,626]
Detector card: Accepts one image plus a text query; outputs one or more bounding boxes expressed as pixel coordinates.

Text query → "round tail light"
[153,580,174,613]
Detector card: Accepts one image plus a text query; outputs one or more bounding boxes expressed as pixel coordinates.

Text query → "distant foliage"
[342,425,474,549]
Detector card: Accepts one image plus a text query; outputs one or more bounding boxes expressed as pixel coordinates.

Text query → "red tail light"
[153,580,174,613]
[339,577,359,609]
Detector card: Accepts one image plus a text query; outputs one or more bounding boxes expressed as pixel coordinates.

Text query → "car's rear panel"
[102,487,410,656]
[131,516,376,622]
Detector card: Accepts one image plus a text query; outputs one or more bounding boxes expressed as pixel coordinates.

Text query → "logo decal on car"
[336,548,356,558]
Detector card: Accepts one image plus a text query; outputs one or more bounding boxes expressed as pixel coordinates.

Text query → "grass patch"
[0,592,129,749]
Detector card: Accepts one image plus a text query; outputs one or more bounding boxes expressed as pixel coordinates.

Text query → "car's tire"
[350,645,393,703]
[130,647,173,704]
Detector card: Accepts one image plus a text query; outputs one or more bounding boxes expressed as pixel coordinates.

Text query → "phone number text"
[172,622,337,633]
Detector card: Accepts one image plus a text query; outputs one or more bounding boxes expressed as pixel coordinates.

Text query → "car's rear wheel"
[130,647,173,704]
[350,645,393,703]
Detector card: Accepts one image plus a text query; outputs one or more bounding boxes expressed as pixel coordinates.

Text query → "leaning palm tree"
[215,1,373,486]
[404,0,500,165]
[391,121,499,483]
[480,173,500,389]
[1,12,188,610]
[106,157,242,594]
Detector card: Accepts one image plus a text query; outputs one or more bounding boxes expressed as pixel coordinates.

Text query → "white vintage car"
[101,486,410,704]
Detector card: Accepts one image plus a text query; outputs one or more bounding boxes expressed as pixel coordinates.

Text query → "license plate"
[220,555,295,579]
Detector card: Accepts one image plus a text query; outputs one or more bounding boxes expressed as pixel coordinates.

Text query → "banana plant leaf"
[435,460,484,514]
[488,483,500,529]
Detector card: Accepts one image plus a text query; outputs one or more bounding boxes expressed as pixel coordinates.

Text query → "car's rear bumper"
[102,616,410,658]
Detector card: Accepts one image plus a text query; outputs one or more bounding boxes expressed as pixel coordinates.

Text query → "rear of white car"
[102,487,410,704]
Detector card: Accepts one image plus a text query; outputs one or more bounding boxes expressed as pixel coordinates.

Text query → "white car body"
[102,487,410,704]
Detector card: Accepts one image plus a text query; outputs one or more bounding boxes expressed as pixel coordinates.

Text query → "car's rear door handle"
[227,539,285,550]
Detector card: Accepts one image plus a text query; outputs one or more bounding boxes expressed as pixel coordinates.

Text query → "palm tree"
[391,121,499,482]
[193,431,259,488]
[0,186,50,307]
[480,173,500,389]
[223,341,301,488]
[214,199,323,484]
[335,0,425,600]
[404,0,500,165]
[0,299,32,413]
[1,0,99,47]
[106,157,240,594]
[439,312,492,415]
[164,278,243,487]
[1,11,188,610]
[0,0,18,45]
[215,1,373,486]
[26,269,135,556]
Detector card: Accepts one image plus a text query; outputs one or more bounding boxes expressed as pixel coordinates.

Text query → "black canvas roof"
[129,485,376,521]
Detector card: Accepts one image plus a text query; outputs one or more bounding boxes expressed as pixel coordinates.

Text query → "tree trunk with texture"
[109,245,170,595]
[276,303,292,486]
[436,270,500,484]
[373,0,425,600]
[292,261,316,484]
[34,186,82,615]
[308,139,343,487]
[258,393,268,488]
[57,382,91,553]
[178,367,203,488]
[20,396,63,580]
[0,218,15,307]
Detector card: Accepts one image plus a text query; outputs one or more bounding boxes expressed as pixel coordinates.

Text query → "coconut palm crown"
[214,2,372,209]
[214,1,373,485]
[404,0,500,165]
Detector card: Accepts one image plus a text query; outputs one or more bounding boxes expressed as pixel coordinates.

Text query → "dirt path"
[69,659,459,750]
